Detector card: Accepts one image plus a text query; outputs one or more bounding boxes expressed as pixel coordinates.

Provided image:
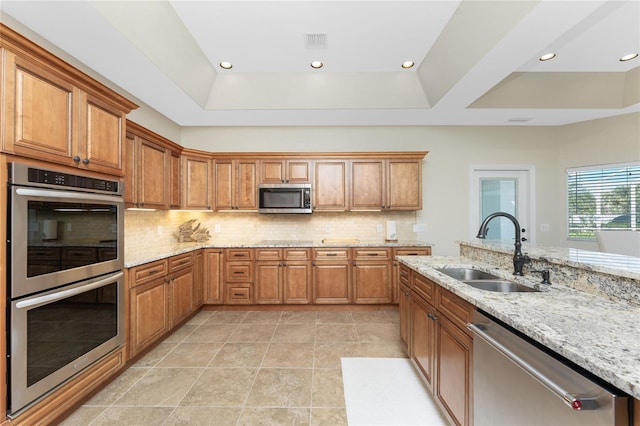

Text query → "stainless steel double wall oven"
[6,162,125,416]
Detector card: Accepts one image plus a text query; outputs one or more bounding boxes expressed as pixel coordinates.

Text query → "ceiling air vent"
[507,118,532,123]
[305,33,327,49]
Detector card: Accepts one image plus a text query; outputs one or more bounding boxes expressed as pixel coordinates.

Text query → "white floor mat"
[341,357,448,426]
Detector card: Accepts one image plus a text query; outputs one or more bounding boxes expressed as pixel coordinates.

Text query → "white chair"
[595,230,640,257]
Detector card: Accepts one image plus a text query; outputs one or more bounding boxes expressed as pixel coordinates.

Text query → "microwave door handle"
[15,187,122,203]
[15,271,123,310]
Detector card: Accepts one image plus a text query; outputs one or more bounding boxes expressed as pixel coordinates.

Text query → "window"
[567,163,640,239]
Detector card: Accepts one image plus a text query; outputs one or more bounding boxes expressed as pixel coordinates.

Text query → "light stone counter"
[124,240,432,268]
[397,253,640,399]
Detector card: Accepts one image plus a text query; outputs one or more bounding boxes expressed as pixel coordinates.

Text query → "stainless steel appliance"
[468,311,629,426]
[7,162,125,416]
[258,183,312,214]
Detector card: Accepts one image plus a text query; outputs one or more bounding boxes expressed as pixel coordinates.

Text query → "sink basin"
[436,267,500,281]
[462,280,540,293]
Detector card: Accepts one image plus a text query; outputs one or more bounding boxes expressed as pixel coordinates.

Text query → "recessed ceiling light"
[311,61,323,69]
[219,62,233,69]
[539,53,556,61]
[401,61,414,69]
[620,53,639,62]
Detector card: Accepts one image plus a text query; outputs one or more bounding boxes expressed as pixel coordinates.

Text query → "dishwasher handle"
[467,322,596,411]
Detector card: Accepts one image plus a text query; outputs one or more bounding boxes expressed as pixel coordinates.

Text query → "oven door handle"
[15,271,124,310]
[15,187,122,203]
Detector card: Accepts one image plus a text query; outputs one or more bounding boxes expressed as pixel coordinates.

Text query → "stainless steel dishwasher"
[468,311,630,426]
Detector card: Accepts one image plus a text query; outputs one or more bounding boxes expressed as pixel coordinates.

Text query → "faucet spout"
[476,212,530,276]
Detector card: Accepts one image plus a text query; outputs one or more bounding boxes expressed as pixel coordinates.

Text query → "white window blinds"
[567,163,640,239]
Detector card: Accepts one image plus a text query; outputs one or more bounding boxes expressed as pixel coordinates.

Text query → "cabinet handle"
[312,261,316,267]
[366,253,378,256]
[234,271,243,274]
[326,253,337,257]
[352,261,356,266]
[233,293,244,297]
[427,313,438,321]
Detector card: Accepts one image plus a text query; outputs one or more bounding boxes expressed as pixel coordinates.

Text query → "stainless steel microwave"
[258,183,312,214]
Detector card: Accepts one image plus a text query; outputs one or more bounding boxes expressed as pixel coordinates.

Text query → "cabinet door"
[313,261,351,304]
[129,278,169,358]
[203,250,223,304]
[283,261,312,304]
[183,155,213,209]
[194,250,204,307]
[260,159,286,184]
[81,93,125,174]
[235,159,258,210]
[169,151,181,208]
[3,54,76,162]
[411,294,436,392]
[255,261,281,304]
[314,160,348,211]
[352,261,392,303]
[351,160,384,210]
[170,267,195,327]
[387,159,421,210]
[214,160,233,209]
[123,133,137,206]
[138,137,168,209]
[436,316,473,426]
[287,160,311,183]
[398,282,411,353]
[393,248,431,302]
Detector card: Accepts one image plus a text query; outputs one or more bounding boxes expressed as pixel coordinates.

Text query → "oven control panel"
[10,163,122,195]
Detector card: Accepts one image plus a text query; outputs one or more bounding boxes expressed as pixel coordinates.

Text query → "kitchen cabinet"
[260,159,311,184]
[350,159,422,211]
[194,250,204,307]
[312,248,352,303]
[203,249,224,304]
[128,252,197,358]
[125,121,182,209]
[399,266,474,426]
[392,247,431,303]
[313,160,348,211]
[398,280,411,352]
[214,159,258,210]
[352,248,392,303]
[182,151,214,210]
[224,248,254,304]
[255,248,312,304]
[1,29,137,175]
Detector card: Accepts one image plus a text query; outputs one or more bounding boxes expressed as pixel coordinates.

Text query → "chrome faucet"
[476,212,530,276]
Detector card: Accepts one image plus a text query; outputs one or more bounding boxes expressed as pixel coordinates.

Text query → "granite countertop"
[124,240,433,268]
[397,254,640,399]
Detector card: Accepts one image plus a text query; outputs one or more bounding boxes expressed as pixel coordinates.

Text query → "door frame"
[469,165,536,244]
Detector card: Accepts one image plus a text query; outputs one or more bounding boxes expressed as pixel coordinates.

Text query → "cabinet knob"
[73,156,81,163]
[82,158,90,165]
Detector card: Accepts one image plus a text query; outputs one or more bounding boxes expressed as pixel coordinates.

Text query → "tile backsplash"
[125,210,420,255]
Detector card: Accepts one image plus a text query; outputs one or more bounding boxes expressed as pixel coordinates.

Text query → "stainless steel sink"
[436,267,539,293]
[462,280,540,293]
[436,267,500,281]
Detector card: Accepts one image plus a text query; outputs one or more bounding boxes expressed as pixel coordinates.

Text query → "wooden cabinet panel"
[255,261,281,304]
[314,160,348,211]
[214,159,233,209]
[215,159,258,210]
[393,248,431,302]
[398,282,411,353]
[436,315,472,426]
[225,284,253,304]
[261,159,311,184]
[353,261,392,303]
[138,138,168,208]
[411,293,437,392]
[351,160,385,210]
[170,268,195,327]
[313,260,351,304]
[83,94,124,172]
[183,155,213,210]
[283,261,312,304]
[130,259,168,288]
[436,286,474,335]
[203,249,223,304]
[169,151,181,208]
[387,159,421,210]
[129,278,170,357]
[194,250,204,307]
[413,272,435,306]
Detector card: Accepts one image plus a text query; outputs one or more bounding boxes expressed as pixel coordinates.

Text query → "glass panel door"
[480,178,517,240]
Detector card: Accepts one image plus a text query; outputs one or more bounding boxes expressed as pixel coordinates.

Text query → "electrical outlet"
[540,224,550,232]
[66,223,72,232]
[325,225,332,233]
[214,224,221,233]
[376,224,383,232]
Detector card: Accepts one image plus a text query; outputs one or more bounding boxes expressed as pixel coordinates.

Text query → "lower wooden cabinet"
[128,252,197,358]
[312,248,352,303]
[203,249,224,304]
[399,266,474,426]
[255,248,312,304]
[352,248,392,303]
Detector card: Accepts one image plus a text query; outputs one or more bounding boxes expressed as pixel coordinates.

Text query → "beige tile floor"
[59,309,406,426]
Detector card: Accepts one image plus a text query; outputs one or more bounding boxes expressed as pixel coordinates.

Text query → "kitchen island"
[397,240,640,400]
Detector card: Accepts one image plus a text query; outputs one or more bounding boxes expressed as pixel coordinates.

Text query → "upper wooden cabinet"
[314,160,349,211]
[125,121,182,210]
[214,158,258,210]
[182,150,214,210]
[1,25,137,175]
[351,159,422,211]
[260,159,311,184]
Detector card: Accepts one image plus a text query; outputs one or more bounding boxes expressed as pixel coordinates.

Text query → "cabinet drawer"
[225,261,254,282]
[436,287,474,335]
[394,247,431,257]
[353,248,391,260]
[399,264,411,286]
[226,248,254,260]
[312,248,350,260]
[256,248,282,261]
[412,273,435,305]
[131,259,168,288]
[284,248,310,261]
[226,284,253,304]
[169,252,193,271]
